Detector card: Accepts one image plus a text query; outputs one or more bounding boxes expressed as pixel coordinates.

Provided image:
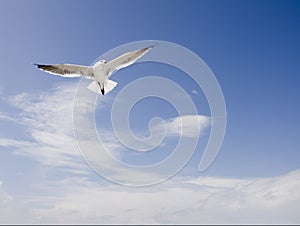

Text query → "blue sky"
[0,0,300,224]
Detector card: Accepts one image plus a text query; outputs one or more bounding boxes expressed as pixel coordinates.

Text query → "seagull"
[34,46,154,95]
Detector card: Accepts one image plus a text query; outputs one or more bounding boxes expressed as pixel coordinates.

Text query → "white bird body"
[35,46,154,95]
[93,61,107,90]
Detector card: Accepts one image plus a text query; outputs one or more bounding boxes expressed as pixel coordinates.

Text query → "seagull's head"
[93,59,107,67]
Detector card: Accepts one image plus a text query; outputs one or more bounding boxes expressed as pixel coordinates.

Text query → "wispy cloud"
[166,114,210,138]
[0,83,89,173]
[0,83,162,185]
[0,112,17,122]
[0,82,210,180]
[1,83,299,224]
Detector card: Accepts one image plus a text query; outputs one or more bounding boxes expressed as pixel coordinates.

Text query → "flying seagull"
[34,46,154,95]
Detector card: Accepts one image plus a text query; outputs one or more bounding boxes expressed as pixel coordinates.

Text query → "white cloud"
[166,114,210,138]
[0,139,32,148]
[191,89,198,95]
[1,82,299,224]
[0,169,300,224]
[106,114,210,154]
[0,82,211,183]
[0,83,89,173]
[0,83,170,185]
[0,112,17,122]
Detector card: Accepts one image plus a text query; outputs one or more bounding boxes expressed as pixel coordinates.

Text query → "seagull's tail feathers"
[87,81,100,94]
[104,79,118,94]
[87,79,118,95]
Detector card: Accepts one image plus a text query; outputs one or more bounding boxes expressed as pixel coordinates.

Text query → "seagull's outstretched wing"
[34,64,94,78]
[104,46,153,77]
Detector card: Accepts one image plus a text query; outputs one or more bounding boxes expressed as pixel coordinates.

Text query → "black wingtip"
[148,42,159,49]
[33,63,50,69]
[141,43,158,52]
[33,63,43,68]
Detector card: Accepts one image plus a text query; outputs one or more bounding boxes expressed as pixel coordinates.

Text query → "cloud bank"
[0,169,299,224]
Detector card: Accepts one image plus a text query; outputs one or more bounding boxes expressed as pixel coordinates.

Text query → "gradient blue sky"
[0,0,299,224]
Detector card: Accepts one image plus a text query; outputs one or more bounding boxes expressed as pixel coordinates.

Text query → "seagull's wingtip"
[141,43,158,53]
[148,42,159,49]
[33,63,47,69]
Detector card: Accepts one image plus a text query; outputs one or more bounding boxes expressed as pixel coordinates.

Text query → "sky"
[0,0,299,224]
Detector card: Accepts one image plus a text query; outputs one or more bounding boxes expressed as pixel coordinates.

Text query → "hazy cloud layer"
[0,169,299,224]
